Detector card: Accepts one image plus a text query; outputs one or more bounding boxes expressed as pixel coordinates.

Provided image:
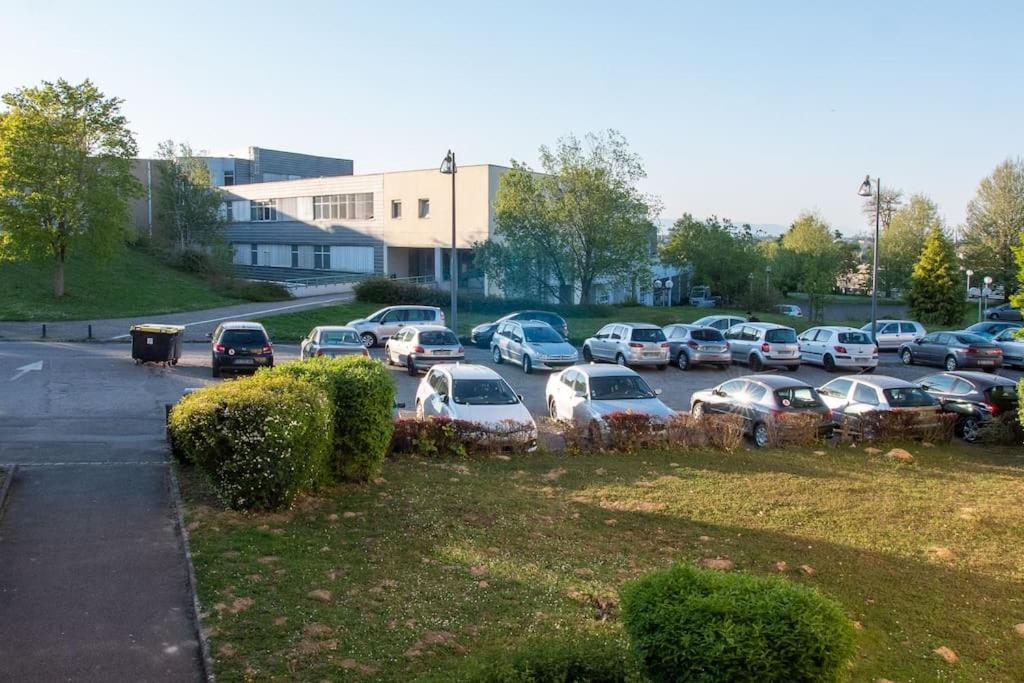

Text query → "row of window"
[248,244,331,268]
[229,195,434,222]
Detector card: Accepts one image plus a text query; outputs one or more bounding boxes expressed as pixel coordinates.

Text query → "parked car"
[209,322,273,377]
[347,305,445,347]
[986,303,1022,321]
[662,324,730,370]
[917,371,1019,442]
[415,363,537,450]
[818,375,940,425]
[692,315,745,332]
[773,304,803,317]
[582,323,670,369]
[992,327,1024,368]
[689,375,834,448]
[723,322,801,371]
[860,320,926,350]
[899,331,1003,371]
[299,326,367,360]
[470,310,568,347]
[491,320,578,374]
[962,321,1022,339]
[546,365,675,439]
[384,325,464,375]
[797,326,878,372]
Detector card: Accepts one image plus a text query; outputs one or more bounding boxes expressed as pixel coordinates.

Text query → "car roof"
[619,322,661,328]
[574,364,641,378]
[864,319,918,326]
[742,322,791,330]
[940,370,1016,386]
[314,325,358,333]
[220,321,266,330]
[741,374,811,389]
[836,374,916,389]
[431,363,502,379]
[664,323,702,330]
[516,320,556,328]
[696,315,741,321]
[806,325,864,333]
[384,305,439,310]
[409,324,452,333]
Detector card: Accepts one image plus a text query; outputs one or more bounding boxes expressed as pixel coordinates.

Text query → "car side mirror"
[915,338,923,344]
[517,394,524,402]
[439,394,449,404]
[205,332,213,340]
[712,389,724,397]
[654,388,663,396]
[395,401,406,409]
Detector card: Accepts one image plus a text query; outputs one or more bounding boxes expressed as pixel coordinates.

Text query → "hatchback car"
[992,327,1024,368]
[210,322,273,377]
[470,310,568,347]
[773,304,803,317]
[491,320,578,374]
[797,326,878,372]
[818,375,939,422]
[582,323,670,368]
[384,325,464,375]
[347,305,445,347]
[986,303,1022,321]
[689,375,834,448]
[692,315,745,332]
[963,321,1022,339]
[299,326,367,360]
[899,332,1003,371]
[546,365,675,436]
[860,320,926,350]
[723,323,801,371]
[416,364,537,450]
[917,371,1019,442]
[662,324,730,370]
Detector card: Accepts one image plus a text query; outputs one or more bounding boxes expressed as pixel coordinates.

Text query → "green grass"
[181,444,1024,682]
[0,249,247,321]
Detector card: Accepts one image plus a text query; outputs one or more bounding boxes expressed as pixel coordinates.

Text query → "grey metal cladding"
[252,147,354,179]
[226,221,382,247]
[235,159,252,184]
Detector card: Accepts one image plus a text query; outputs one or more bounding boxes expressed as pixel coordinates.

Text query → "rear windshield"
[986,385,1018,402]
[883,387,937,407]
[528,312,564,327]
[321,330,359,345]
[691,329,725,342]
[419,330,459,346]
[524,326,564,343]
[221,330,267,345]
[631,328,666,342]
[837,332,872,344]
[774,387,822,409]
[766,329,797,343]
[955,333,991,345]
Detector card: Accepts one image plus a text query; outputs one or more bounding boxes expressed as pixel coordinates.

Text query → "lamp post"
[440,150,457,336]
[966,269,973,299]
[858,175,881,344]
[981,276,993,322]
[665,278,674,307]
[653,279,663,307]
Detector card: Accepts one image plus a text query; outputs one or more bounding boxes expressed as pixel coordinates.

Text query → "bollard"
[88,324,93,340]
[41,323,47,338]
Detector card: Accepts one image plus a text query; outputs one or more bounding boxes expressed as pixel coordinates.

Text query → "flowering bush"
[167,373,331,511]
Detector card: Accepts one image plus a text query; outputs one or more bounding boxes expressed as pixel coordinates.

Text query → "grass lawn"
[181,443,1024,681]
[0,249,246,321]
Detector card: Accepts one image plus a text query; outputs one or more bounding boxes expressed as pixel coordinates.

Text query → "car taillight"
[761,342,771,353]
[834,345,847,354]
[660,342,670,348]
[966,347,977,354]
[261,344,273,354]
[414,346,425,354]
[993,348,1003,355]
[985,401,1000,415]
[873,346,879,355]
[687,340,700,349]
[629,342,644,348]
[214,343,226,353]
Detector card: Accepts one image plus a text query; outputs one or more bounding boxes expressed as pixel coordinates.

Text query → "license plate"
[432,350,450,355]
[978,360,993,365]
[855,357,868,363]
[777,351,794,357]
[234,359,254,365]
[644,352,661,357]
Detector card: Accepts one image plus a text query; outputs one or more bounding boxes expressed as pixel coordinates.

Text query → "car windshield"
[419,330,459,345]
[765,329,797,343]
[367,308,388,322]
[883,387,937,407]
[837,331,872,344]
[631,328,666,342]
[774,387,822,409]
[221,330,267,345]
[589,375,656,400]
[321,330,359,345]
[691,329,725,342]
[955,334,991,345]
[452,379,518,405]
[524,326,564,343]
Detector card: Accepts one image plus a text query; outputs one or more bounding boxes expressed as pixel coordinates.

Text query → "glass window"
[321,329,360,345]
[524,325,563,343]
[986,384,1018,401]
[879,323,898,334]
[820,378,853,399]
[220,329,268,346]
[573,375,588,395]
[746,384,768,402]
[900,323,919,334]
[883,387,937,407]
[955,334,989,345]
[391,200,402,218]
[418,198,430,218]
[765,328,798,343]
[418,330,459,346]
[250,244,258,266]
[853,384,880,405]
[589,375,656,400]
[631,328,666,342]
[250,199,277,222]
[920,374,956,393]
[816,330,834,342]
[224,202,233,221]
[691,328,724,342]
[452,379,518,405]
[313,193,374,220]
[775,387,822,409]
[223,169,235,186]
[313,245,331,270]
[561,370,577,388]
[950,379,975,394]
[920,333,939,344]
[837,331,872,344]
[290,245,299,268]
[719,380,747,396]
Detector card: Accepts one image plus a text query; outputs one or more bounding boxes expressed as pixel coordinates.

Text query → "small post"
[88,324,93,340]
[41,323,47,339]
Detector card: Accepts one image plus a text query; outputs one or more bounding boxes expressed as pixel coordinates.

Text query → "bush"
[605,412,661,452]
[764,412,823,448]
[220,277,292,302]
[620,564,856,682]
[450,633,642,682]
[265,356,395,481]
[836,411,955,444]
[390,417,536,457]
[167,373,331,511]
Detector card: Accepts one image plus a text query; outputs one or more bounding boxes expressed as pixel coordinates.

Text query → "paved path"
[0,291,354,342]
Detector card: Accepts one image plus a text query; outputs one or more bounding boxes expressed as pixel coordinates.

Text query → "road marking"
[106,295,354,340]
[9,360,42,381]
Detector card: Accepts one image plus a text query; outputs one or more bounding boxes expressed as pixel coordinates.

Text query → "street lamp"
[981,275,993,322]
[653,279,663,307]
[858,175,881,344]
[440,150,457,336]
[966,269,973,299]
[665,278,674,308]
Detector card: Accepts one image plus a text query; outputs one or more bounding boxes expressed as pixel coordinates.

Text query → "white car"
[545,364,675,438]
[797,326,877,372]
[415,364,537,449]
[817,375,939,420]
[384,325,464,375]
[299,326,367,360]
[860,320,926,350]
[774,304,803,317]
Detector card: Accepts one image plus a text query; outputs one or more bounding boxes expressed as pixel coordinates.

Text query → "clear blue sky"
[2,1,1021,234]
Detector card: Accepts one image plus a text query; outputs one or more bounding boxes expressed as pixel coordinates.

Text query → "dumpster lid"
[130,324,186,334]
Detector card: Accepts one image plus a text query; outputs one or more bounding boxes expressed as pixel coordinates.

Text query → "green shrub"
[449,633,642,682]
[266,356,395,481]
[620,564,855,682]
[167,373,331,511]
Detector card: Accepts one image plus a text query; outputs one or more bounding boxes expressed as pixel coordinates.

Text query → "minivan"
[723,323,800,371]
[347,305,445,347]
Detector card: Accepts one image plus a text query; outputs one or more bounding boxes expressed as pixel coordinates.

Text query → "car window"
[996,329,1019,341]
[724,325,741,339]
[900,323,918,334]
[595,325,610,339]
[741,326,758,342]
[816,330,833,342]
[950,379,974,394]
[452,379,518,405]
[691,328,724,342]
[820,378,853,399]
[381,309,405,323]
[955,333,990,345]
[561,370,577,388]
[631,328,666,342]
[429,371,448,394]
[419,330,458,345]
[590,375,656,400]
[879,323,898,334]
[609,327,622,340]
[745,383,768,402]
[719,380,747,396]
[221,329,268,345]
[765,328,797,343]
[853,383,880,406]
[573,375,588,396]
[920,333,938,344]
[920,374,956,392]
[987,384,1018,401]
[321,329,359,345]
[884,387,937,407]
[775,386,822,409]
[668,326,685,339]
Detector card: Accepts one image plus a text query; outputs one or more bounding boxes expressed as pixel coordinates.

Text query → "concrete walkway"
[0,291,355,342]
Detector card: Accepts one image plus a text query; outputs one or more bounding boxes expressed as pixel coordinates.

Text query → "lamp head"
[857,175,873,197]
[440,150,456,175]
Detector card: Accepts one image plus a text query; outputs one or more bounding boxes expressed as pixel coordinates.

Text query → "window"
[900,323,919,334]
[250,199,277,222]
[746,384,768,402]
[291,245,299,268]
[313,193,374,220]
[418,198,430,218]
[837,331,872,344]
[816,330,834,342]
[691,328,724,342]
[250,244,258,266]
[631,328,666,342]
[775,387,822,409]
[820,378,853,399]
[719,380,747,397]
[224,202,233,221]
[313,245,331,270]
[853,384,880,406]
[223,169,234,186]
[765,328,797,343]
[951,379,974,395]
[920,374,956,393]
[883,387,936,407]
[391,200,402,219]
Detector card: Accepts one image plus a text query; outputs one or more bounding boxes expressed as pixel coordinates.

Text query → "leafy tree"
[861,184,904,231]
[960,158,1024,294]
[475,130,658,304]
[0,79,140,297]
[908,227,963,326]
[660,214,764,303]
[774,213,845,321]
[880,194,943,295]
[154,140,227,251]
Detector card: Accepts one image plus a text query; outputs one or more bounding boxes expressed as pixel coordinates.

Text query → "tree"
[861,184,904,231]
[773,213,845,321]
[660,215,763,303]
[960,158,1024,294]
[0,79,140,297]
[154,140,227,251]
[907,227,963,326]
[475,130,658,304]
[880,194,943,295]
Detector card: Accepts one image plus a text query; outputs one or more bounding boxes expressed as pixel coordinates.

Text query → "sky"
[1,1,1022,235]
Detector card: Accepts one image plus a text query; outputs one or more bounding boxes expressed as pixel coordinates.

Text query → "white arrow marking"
[10,360,43,381]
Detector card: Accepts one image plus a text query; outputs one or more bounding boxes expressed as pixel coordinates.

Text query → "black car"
[210,322,274,377]
[470,310,569,347]
[916,371,1019,442]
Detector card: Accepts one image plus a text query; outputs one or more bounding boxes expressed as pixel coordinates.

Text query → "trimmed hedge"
[265,356,396,481]
[449,634,643,682]
[167,373,331,511]
[620,564,855,682]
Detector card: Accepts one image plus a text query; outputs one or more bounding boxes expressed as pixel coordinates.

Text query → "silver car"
[347,305,445,348]
[692,315,745,333]
[545,364,675,437]
[819,375,940,422]
[582,323,670,368]
[299,326,367,360]
[861,319,925,350]
[490,320,578,374]
[384,324,464,375]
[662,324,731,370]
[993,327,1024,368]
[723,323,801,371]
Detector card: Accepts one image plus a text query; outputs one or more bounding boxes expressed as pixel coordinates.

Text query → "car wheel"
[582,346,593,362]
[749,354,763,372]
[945,355,958,371]
[676,352,690,371]
[823,354,836,372]
[361,332,377,348]
[691,402,704,419]
[901,349,913,365]
[960,416,981,443]
[407,356,418,376]
[548,398,558,419]
[615,353,627,366]
[752,422,770,448]
[491,346,503,364]
[522,355,533,374]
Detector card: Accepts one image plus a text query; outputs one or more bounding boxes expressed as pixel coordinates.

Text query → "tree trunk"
[579,277,594,305]
[53,248,66,298]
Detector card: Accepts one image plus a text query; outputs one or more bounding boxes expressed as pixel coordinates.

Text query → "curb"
[167,463,215,683]
[0,464,17,521]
